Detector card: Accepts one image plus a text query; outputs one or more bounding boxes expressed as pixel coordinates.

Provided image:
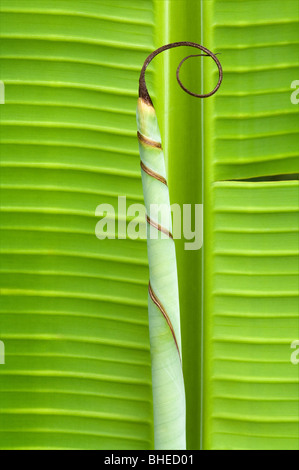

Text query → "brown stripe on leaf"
[140,161,168,186]
[148,282,181,362]
[137,131,162,149]
[146,215,173,239]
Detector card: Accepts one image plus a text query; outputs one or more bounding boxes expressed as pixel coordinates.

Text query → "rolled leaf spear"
[136,42,222,450]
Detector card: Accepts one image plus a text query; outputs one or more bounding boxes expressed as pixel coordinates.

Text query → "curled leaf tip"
[139,41,223,106]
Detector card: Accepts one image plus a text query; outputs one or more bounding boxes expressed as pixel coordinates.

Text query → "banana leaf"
[0,0,298,451]
[202,0,299,450]
[155,0,299,450]
[0,0,156,450]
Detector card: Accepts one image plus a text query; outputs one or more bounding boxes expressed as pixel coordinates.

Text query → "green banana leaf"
[202,0,299,450]
[0,0,155,450]
[0,0,298,450]
[155,0,299,451]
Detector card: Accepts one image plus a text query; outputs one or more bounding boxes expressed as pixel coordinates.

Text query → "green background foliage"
[0,0,298,450]
[0,0,155,450]
[203,0,299,450]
